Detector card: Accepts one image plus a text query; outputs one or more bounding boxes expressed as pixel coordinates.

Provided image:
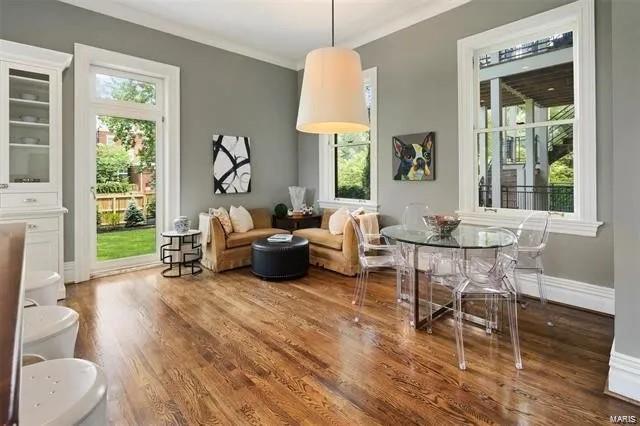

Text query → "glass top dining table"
[380,223,517,330]
[380,224,516,249]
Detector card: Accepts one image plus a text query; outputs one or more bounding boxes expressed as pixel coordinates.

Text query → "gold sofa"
[201,208,289,272]
[292,209,360,276]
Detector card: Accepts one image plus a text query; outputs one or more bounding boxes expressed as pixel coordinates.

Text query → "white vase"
[173,216,190,233]
[289,186,306,212]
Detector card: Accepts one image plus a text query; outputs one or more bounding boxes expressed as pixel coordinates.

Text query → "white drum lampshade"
[296,47,369,134]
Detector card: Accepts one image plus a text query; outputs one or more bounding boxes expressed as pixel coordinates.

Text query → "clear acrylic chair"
[513,211,554,326]
[397,203,439,304]
[448,228,523,370]
[348,213,409,323]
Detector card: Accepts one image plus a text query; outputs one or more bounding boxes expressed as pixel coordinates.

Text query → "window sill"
[318,199,379,212]
[456,210,603,237]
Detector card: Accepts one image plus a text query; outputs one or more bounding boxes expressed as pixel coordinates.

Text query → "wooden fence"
[97,191,154,225]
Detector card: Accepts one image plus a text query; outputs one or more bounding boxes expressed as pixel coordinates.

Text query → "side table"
[160,230,203,277]
[272,214,322,232]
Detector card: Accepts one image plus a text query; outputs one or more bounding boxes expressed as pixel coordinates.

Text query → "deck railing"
[478,184,574,213]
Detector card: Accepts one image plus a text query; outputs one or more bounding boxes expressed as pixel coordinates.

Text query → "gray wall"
[0,0,299,261]
[298,0,615,287]
[612,0,640,358]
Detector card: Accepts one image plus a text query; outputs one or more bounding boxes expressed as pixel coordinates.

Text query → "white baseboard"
[64,261,75,283]
[514,272,614,315]
[609,342,640,404]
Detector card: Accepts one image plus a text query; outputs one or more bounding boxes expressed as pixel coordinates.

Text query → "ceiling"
[58,0,470,69]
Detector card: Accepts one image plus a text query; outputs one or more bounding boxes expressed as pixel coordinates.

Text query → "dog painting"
[393,132,435,181]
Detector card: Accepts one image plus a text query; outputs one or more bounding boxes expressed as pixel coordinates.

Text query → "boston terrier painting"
[392,132,435,181]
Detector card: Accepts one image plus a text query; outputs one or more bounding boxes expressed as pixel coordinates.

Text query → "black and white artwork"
[212,134,252,194]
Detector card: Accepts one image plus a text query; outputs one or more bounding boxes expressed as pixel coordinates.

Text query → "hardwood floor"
[63,266,637,425]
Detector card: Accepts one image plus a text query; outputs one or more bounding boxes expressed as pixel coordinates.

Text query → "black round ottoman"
[251,236,309,280]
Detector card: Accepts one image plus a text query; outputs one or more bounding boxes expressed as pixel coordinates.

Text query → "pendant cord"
[331,0,335,47]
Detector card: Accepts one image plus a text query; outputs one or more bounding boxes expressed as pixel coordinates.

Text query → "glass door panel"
[95,114,157,263]
[8,67,51,184]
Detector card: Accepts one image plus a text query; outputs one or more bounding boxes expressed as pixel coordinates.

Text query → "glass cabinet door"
[4,63,54,189]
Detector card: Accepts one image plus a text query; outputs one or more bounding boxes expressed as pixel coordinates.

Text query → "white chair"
[23,304,79,360]
[24,270,61,306]
[21,358,108,426]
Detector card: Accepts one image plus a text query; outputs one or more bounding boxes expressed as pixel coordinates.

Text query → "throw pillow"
[328,207,350,235]
[210,207,233,235]
[229,205,254,233]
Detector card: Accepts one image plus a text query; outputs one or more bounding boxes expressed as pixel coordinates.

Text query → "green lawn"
[97,227,156,261]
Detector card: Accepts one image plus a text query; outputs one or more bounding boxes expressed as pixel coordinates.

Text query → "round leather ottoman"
[251,236,309,280]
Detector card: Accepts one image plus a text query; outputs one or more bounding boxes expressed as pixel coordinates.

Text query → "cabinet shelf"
[9,120,49,128]
[9,74,49,86]
[9,97,49,107]
[9,143,50,149]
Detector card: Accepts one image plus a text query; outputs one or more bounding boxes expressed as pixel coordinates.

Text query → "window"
[457,0,601,236]
[319,67,377,210]
[95,72,156,105]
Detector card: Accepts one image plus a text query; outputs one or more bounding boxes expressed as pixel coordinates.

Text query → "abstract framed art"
[212,134,252,194]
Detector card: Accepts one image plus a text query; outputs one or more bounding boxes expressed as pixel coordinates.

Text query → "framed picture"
[212,134,252,194]
[392,132,435,181]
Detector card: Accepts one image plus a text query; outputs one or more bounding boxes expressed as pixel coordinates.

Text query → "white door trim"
[73,44,180,282]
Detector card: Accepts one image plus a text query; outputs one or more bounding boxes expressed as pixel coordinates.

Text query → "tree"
[123,200,145,227]
[96,144,129,184]
[549,152,574,184]
[99,76,156,172]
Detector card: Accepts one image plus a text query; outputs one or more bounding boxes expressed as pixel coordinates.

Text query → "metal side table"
[160,230,203,277]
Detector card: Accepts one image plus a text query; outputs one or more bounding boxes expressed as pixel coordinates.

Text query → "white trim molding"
[318,67,378,211]
[456,0,602,237]
[609,342,640,404]
[73,44,180,282]
[0,39,72,70]
[457,210,602,237]
[64,261,75,283]
[514,272,614,315]
[58,0,470,71]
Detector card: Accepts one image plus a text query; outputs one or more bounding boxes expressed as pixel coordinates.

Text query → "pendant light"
[296,0,369,134]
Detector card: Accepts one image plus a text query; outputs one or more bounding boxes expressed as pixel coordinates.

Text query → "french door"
[88,66,164,274]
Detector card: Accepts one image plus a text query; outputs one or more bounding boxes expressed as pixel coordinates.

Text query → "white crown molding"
[513,272,614,315]
[0,39,73,70]
[56,0,298,70]
[608,342,640,404]
[56,0,469,72]
[297,0,471,69]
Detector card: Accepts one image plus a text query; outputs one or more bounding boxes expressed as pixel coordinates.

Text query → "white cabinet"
[0,40,72,298]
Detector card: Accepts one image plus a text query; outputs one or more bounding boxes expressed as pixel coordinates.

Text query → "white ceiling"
[59,0,470,69]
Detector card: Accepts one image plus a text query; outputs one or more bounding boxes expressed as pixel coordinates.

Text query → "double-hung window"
[318,67,377,210]
[457,0,601,236]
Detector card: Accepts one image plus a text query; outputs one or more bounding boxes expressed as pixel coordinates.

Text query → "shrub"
[96,181,133,194]
[104,211,121,227]
[145,196,156,219]
[124,200,145,227]
[96,210,102,227]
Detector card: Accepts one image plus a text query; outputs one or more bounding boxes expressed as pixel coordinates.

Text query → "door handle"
[89,186,97,200]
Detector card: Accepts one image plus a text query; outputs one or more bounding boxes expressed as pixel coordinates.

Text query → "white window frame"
[73,43,180,281]
[318,67,378,211]
[456,0,601,237]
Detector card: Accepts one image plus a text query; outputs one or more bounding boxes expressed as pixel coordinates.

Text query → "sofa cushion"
[226,228,289,249]
[230,206,254,233]
[293,228,343,251]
